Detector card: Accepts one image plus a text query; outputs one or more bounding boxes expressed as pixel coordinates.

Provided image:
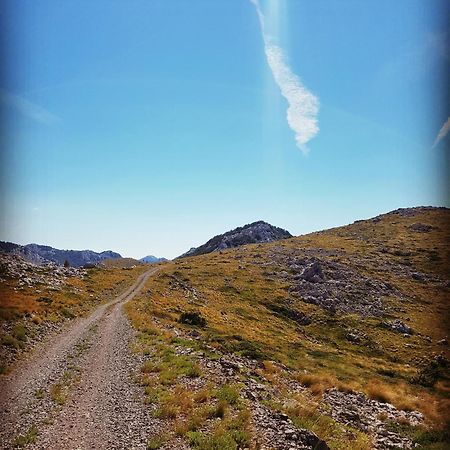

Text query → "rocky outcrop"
[324,389,423,449]
[408,223,434,233]
[0,241,121,268]
[179,221,292,258]
[286,257,395,316]
[0,253,87,289]
[251,405,330,450]
[381,320,413,335]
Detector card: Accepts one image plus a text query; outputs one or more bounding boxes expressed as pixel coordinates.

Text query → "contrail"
[0,89,61,125]
[433,117,450,148]
[250,0,319,154]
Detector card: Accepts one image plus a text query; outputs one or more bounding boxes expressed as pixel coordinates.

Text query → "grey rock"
[179,221,292,258]
[381,320,413,335]
[0,240,122,268]
[408,223,434,233]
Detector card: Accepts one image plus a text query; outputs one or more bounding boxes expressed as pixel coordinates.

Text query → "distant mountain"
[0,241,121,268]
[179,221,292,258]
[140,255,168,264]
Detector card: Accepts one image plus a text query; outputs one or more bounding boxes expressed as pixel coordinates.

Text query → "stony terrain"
[0,252,148,372]
[0,268,158,450]
[126,206,449,449]
[0,206,449,449]
[180,220,292,258]
[0,254,88,368]
[123,307,431,449]
[0,253,87,288]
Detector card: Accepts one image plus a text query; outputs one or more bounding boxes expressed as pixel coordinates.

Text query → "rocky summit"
[179,220,292,258]
[0,241,122,268]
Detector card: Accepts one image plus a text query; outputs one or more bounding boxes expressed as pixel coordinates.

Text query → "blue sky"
[1,0,449,259]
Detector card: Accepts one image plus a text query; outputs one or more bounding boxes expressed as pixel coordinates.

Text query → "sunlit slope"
[0,261,150,371]
[132,207,449,419]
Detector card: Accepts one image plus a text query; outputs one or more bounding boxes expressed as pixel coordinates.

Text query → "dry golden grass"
[284,391,372,450]
[0,264,150,370]
[1,265,149,321]
[127,208,449,429]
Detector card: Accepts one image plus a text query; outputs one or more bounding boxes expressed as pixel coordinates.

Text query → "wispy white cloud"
[0,89,61,125]
[250,0,319,154]
[433,117,450,148]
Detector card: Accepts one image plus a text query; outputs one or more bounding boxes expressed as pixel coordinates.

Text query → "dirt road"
[0,267,158,449]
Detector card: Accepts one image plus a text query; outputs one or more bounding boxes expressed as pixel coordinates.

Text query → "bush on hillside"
[179,311,206,328]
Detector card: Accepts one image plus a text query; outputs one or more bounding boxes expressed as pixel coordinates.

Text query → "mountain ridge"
[0,241,122,268]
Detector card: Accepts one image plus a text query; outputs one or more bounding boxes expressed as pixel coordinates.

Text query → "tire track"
[0,267,158,449]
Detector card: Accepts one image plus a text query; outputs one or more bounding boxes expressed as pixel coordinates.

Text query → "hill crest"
[179,220,292,258]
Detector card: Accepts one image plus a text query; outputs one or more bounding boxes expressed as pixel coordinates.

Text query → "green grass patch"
[50,383,66,405]
[215,384,240,406]
[13,425,38,447]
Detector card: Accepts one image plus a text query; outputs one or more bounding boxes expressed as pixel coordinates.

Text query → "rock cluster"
[0,253,86,290]
[324,389,423,449]
[251,405,330,450]
[408,223,434,233]
[167,274,203,303]
[381,320,413,335]
[286,257,396,316]
[345,330,367,344]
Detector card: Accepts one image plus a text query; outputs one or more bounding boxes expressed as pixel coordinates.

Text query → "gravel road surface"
[0,267,158,449]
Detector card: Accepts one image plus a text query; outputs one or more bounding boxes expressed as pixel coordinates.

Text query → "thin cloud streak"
[250,0,319,154]
[0,89,61,125]
[433,117,450,148]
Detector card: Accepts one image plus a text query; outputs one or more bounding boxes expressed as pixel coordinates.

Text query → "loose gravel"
[0,268,159,450]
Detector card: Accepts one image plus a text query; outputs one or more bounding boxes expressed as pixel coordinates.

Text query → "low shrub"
[215,384,240,405]
[179,311,206,327]
[12,324,28,342]
[411,356,449,387]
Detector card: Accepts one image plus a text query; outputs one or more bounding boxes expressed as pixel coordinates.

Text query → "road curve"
[0,267,158,450]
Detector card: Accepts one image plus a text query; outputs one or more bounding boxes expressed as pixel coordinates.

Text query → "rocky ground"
[126,315,426,450]
[0,268,158,450]
[1,207,448,449]
[0,254,89,369]
[0,261,444,449]
[0,253,87,290]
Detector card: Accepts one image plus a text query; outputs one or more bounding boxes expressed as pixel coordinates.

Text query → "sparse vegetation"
[147,434,167,449]
[179,311,206,327]
[125,208,450,448]
[215,384,240,406]
[35,388,45,399]
[50,383,66,405]
[13,425,38,447]
[0,263,149,371]
[2,207,448,449]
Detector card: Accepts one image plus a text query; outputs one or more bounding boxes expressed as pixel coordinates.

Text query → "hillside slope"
[127,206,450,449]
[0,253,149,371]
